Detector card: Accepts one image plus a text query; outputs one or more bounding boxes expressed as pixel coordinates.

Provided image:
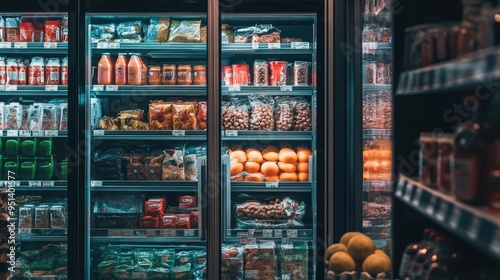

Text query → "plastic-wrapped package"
[59,102,68,130]
[154,249,175,269]
[244,242,276,280]
[173,103,197,130]
[95,194,144,214]
[234,26,256,43]
[170,263,193,279]
[162,145,185,180]
[249,95,275,131]
[113,264,134,279]
[4,102,21,130]
[222,245,244,280]
[0,102,4,130]
[117,109,149,130]
[145,18,171,43]
[149,101,174,130]
[222,99,250,130]
[222,28,234,44]
[293,97,312,131]
[252,24,281,43]
[20,104,31,130]
[98,116,119,130]
[41,103,59,130]
[117,21,143,42]
[90,23,116,43]
[232,64,250,85]
[269,61,288,86]
[274,97,296,131]
[29,103,42,130]
[253,60,268,86]
[197,101,207,130]
[167,20,201,43]
[184,144,207,181]
[280,242,309,280]
[293,61,310,86]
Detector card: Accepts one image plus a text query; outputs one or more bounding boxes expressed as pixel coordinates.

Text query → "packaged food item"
[19,21,34,42]
[0,57,6,85]
[232,64,249,85]
[275,97,295,131]
[90,23,116,43]
[140,216,159,229]
[222,65,233,85]
[59,103,68,130]
[0,102,3,129]
[61,56,68,85]
[113,264,133,279]
[17,59,26,85]
[293,98,312,131]
[192,65,206,85]
[197,101,207,130]
[50,204,67,228]
[35,204,50,228]
[45,58,60,85]
[34,24,44,42]
[436,134,453,194]
[167,20,201,43]
[184,144,207,181]
[0,17,4,42]
[252,24,281,43]
[5,17,20,42]
[175,251,192,266]
[173,103,197,130]
[222,245,243,280]
[179,195,196,209]
[222,99,249,130]
[244,242,276,279]
[249,95,275,131]
[118,109,148,130]
[222,26,234,44]
[280,242,308,280]
[138,54,148,85]
[376,58,391,85]
[200,26,207,43]
[19,204,35,228]
[117,21,143,42]
[128,53,142,85]
[145,18,171,43]
[41,103,59,130]
[98,53,113,85]
[61,16,69,42]
[253,60,268,86]
[175,214,191,229]
[162,146,185,180]
[145,197,166,216]
[114,53,127,85]
[269,61,287,86]
[6,58,18,85]
[234,26,256,43]
[293,61,309,86]
[29,57,45,85]
[170,263,193,279]
[44,20,61,42]
[419,133,438,186]
[4,102,21,130]
[20,105,31,130]
[282,37,302,43]
[98,116,119,130]
[20,161,35,180]
[190,212,199,229]
[162,64,176,85]
[159,215,176,229]
[177,64,192,85]
[144,153,163,181]
[148,65,161,85]
[149,101,174,130]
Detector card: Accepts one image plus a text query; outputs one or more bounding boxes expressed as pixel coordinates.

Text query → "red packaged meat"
[140,216,159,229]
[222,65,233,85]
[5,17,19,42]
[176,214,191,229]
[232,64,249,85]
[34,24,44,42]
[44,20,61,42]
[179,195,196,209]
[190,212,199,229]
[29,57,45,85]
[6,58,18,85]
[269,61,287,86]
[145,197,166,216]
[19,22,34,42]
[159,215,176,229]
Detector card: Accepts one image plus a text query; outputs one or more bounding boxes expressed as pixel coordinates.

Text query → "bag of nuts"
[222,99,250,131]
[274,96,296,131]
[249,94,275,131]
[253,59,268,86]
[293,97,312,131]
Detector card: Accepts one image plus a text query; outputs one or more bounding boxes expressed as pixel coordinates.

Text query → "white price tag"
[449,207,461,229]
[228,85,241,91]
[5,85,17,91]
[42,181,55,187]
[282,274,291,280]
[248,229,255,236]
[6,130,18,137]
[436,201,449,222]
[19,130,32,137]
[28,181,42,187]
[0,85,4,91]
[93,130,105,136]
[225,130,238,137]
[404,183,414,200]
[365,42,378,49]
[18,228,32,236]
[265,182,279,188]
[237,231,249,238]
[108,229,121,236]
[274,230,283,238]
[291,42,310,49]
[245,270,258,279]
[106,85,118,91]
[45,85,58,91]
[160,229,177,237]
[92,85,104,91]
[121,230,133,236]
[44,130,58,137]
[146,230,157,237]
[172,130,185,137]
[109,42,120,49]
[0,42,11,48]
[44,42,57,49]
[287,230,298,238]
[184,229,195,237]
[96,42,108,49]
[263,229,273,238]
[268,43,281,49]
[427,196,437,214]
[412,187,423,205]
[14,42,27,49]
[467,216,481,240]
[280,86,293,91]
[252,42,259,49]
[32,130,44,137]
[91,181,103,187]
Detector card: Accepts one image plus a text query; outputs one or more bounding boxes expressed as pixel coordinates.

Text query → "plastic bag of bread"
[149,101,174,130]
[167,20,201,43]
[162,145,185,180]
[184,144,207,181]
[249,94,275,131]
[120,118,149,130]
[117,21,143,39]
[200,26,207,43]
[99,116,120,130]
[221,23,234,43]
[117,109,145,120]
[173,103,197,130]
[145,18,171,43]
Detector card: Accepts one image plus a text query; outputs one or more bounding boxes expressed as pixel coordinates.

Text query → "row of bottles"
[97,53,147,85]
[0,56,68,86]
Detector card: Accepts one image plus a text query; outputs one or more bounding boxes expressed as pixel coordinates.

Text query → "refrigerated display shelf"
[222,43,313,54]
[362,129,391,137]
[231,182,312,192]
[90,180,197,191]
[395,175,500,262]
[226,229,313,240]
[363,180,391,191]
[363,84,392,91]
[0,130,67,137]
[90,85,206,96]
[396,46,498,95]
[222,85,313,96]
[91,43,206,54]
[17,228,67,242]
[90,229,201,243]
[0,180,66,190]
[0,42,68,54]
[92,130,206,141]
[0,85,68,96]
[362,42,392,50]
[222,130,314,141]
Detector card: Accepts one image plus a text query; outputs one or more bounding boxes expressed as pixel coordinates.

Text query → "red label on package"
[159,215,176,229]
[176,214,191,229]
[145,200,165,216]
[140,216,158,229]
[179,196,196,209]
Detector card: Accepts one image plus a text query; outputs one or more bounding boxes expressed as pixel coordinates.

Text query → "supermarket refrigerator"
[0,0,77,279]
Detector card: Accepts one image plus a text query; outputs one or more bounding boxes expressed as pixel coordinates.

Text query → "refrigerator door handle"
[222,155,231,241]
[198,156,207,240]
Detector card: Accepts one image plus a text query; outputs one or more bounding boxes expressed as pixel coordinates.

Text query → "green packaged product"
[54,267,67,275]
[175,251,192,266]
[12,260,29,276]
[37,161,53,180]
[98,260,117,278]
[56,254,67,268]
[30,260,53,271]
[170,263,193,280]
[112,264,134,279]
[19,250,40,262]
[155,249,175,268]
[191,250,206,269]
[61,161,68,180]
[151,267,171,279]
[20,162,35,180]
[280,242,309,280]
[134,250,154,270]
[0,155,3,175]
[39,244,65,257]
[0,140,3,155]
[4,161,18,176]
[20,139,36,156]
[5,139,19,156]
[37,139,52,156]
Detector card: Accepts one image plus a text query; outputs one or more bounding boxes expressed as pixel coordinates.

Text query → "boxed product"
[244,241,276,279]
[222,244,244,280]
[280,242,309,280]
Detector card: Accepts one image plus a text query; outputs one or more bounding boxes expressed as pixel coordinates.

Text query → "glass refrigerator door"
[85,13,208,279]
[0,13,69,279]
[220,13,318,279]
[361,0,393,254]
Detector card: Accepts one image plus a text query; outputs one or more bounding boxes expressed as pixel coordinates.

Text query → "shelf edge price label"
[91,181,103,187]
[268,43,281,49]
[32,130,44,137]
[109,42,120,49]
[108,229,121,236]
[121,230,134,236]
[436,201,449,222]
[14,42,27,49]
[92,85,104,91]
[237,231,249,238]
[6,130,18,137]
[5,85,17,91]
[287,230,298,238]
[262,229,273,238]
[45,85,58,91]
[426,196,437,214]
[184,229,195,237]
[282,275,291,280]
[274,230,283,238]
[94,130,105,136]
[252,42,259,49]
[172,130,185,137]
[19,130,32,137]
[44,42,57,49]
[0,42,11,48]
[0,85,5,91]
[449,207,461,229]
[245,270,258,278]
[29,181,42,187]
[280,85,293,92]
[146,230,157,237]
[106,85,118,91]
[365,42,378,49]
[265,182,279,188]
[228,85,241,91]
[18,228,32,236]
[45,130,58,137]
[96,42,108,49]
[291,42,310,49]
[42,181,55,187]
[225,130,238,137]
[467,216,481,240]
